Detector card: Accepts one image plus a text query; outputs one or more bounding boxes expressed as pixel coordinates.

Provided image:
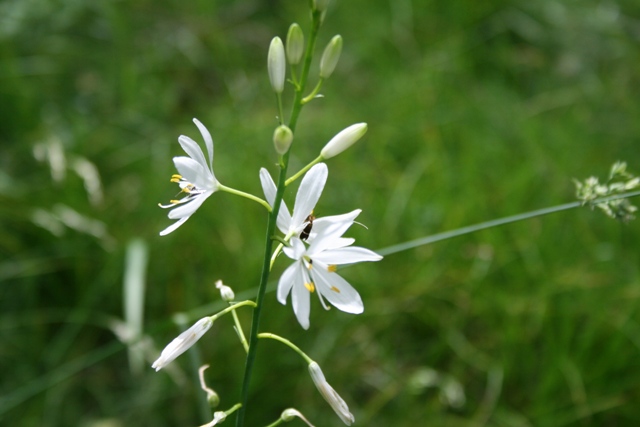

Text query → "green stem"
[218,184,272,212]
[276,92,284,125]
[285,155,323,186]
[258,332,313,364]
[376,190,640,257]
[236,10,323,427]
[211,300,257,321]
[301,78,324,104]
[231,309,249,353]
[264,419,284,427]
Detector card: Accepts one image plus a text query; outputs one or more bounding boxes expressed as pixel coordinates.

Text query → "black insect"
[300,213,316,241]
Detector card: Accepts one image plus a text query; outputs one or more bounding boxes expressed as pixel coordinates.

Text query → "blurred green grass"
[2,0,640,425]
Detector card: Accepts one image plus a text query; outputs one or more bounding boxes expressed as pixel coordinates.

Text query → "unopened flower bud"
[286,23,304,65]
[273,125,294,154]
[319,35,343,79]
[207,393,220,408]
[308,361,355,425]
[281,408,315,426]
[152,317,214,371]
[320,123,368,159]
[268,37,286,93]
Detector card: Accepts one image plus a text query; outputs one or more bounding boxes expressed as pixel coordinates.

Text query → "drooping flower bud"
[273,125,294,155]
[319,35,343,79]
[320,123,368,159]
[152,317,214,371]
[286,23,304,65]
[308,361,354,425]
[281,408,315,426]
[268,37,286,93]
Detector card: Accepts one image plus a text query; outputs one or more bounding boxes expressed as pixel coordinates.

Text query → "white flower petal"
[310,209,360,241]
[283,237,306,260]
[178,135,208,169]
[259,168,292,234]
[193,118,214,170]
[167,190,213,219]
[277,262,298,305]
[313,246,383,265]
[291,163,328,232]
[312,262,364,314]
[173,157,213,189]
[291,263,311,329]
[159,216,189,236]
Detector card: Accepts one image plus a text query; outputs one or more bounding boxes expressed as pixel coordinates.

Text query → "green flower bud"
[320,123,368,159]
[273,125,294,155]
[286,23,304,65]
[268,37,286,93]
[207,391,220,408]
[319,35,343,79]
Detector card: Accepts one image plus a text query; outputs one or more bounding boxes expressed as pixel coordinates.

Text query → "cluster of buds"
[574,161,640,222]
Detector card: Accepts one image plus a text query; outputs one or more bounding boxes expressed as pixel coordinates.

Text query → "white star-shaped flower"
[259,162,328,239]
[159,118,219,236]
[278,209,382,329]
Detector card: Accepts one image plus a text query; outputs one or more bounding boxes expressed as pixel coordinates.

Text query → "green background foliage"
[2,0,640,425]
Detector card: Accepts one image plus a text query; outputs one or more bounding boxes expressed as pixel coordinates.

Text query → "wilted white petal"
[308,361,354,425]
[152,317,213,371]
[198,411,226,427]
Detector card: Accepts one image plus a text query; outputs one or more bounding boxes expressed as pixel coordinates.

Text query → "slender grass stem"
[236,10,323,427]
[377,190,640,257]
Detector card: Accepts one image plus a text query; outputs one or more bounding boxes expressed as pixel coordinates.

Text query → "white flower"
[159,118,219,236]
[308,361,354,426]
[152,317,213,371]
[278,209,382,329]
[259,163,328,239]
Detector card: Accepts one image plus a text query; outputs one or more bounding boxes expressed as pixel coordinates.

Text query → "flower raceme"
[159,118,219,236]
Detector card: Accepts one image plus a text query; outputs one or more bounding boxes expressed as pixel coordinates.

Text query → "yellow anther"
[169,199,181,204]
[304,282,315,293]
[327,265,338,273]
[330,286,340,293]
[172,174,182,179]
[181,187,191,194]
